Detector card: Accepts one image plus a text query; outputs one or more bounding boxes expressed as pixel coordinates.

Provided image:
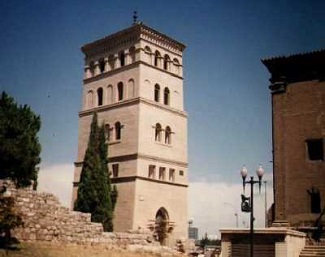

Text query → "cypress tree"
[74,113,99,213]
[92,124,113,231]
[74,113,116,231]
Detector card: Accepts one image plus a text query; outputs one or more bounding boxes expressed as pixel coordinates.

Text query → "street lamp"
[240,165,264,257]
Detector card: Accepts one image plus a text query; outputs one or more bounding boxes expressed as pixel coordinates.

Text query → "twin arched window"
[155,124,172,144]
[105,122,122,141]
[154,84,170,106]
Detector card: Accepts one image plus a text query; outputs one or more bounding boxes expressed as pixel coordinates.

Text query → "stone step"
[300,246,325,257]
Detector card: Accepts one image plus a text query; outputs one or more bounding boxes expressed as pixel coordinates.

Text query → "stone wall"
[2,181,182,253]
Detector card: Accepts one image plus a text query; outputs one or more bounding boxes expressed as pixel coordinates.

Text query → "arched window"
[105,124,111,141]
[154,84,160,102]
[164,87,170,105]
[163,55,170,70]
[128,79,135,98]
[165,126,171,144]
[155,123,162,142]
[115,122,121,140]
[144,46,152,64]
[119,51,125,67]
[99,58,105,73]
[89,61,95,77]
[107,85,113,104]
[129,46,136,63]
[154,51,161,67]
[87,90,94,108]
[97,87,103,106]
[108,54,115,70]
[173,58,180,74]
[117,82,124,101]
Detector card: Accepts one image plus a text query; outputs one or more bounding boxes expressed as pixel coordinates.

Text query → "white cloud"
[188,181,273,238]
[38,163,74,208]
[37,163,274,239]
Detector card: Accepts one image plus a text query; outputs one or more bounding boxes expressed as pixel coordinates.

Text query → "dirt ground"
[0,242,178,257]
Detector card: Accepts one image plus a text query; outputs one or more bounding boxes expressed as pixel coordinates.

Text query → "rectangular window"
[159,167,166,180]
[112,164,119,178]
[148,165,156,179]
[169,169,175,182]
[179,170,184,176]
[307,139,324,161]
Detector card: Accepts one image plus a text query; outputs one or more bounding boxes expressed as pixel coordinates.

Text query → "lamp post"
[264,181,267,228]
[240,165,264,257]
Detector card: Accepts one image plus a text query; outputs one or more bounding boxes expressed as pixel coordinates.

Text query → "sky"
[1,0,324,238]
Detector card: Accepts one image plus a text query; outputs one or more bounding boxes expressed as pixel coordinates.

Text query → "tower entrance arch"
[154,207,174,245]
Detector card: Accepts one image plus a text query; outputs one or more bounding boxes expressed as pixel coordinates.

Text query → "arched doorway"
[155,207,172,245]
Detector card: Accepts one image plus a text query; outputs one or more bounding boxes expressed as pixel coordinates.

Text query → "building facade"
[262,50,325,228]
[72,22,188,244]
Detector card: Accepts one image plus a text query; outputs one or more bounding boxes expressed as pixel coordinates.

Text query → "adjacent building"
[262,49,325,228]
[72,22,188,245]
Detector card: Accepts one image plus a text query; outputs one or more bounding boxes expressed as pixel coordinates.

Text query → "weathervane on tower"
[133,11,138,24]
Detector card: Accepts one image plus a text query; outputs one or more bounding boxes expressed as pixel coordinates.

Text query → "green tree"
[0,92,41,188]
[74,113,116,231]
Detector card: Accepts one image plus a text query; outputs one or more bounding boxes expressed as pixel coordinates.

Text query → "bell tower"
[72,22,188,244]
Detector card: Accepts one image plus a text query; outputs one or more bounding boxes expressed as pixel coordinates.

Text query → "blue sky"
[1,0,324,236]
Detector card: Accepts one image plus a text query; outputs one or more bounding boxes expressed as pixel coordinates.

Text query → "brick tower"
[72,22,188,245]
[262,50,325,228]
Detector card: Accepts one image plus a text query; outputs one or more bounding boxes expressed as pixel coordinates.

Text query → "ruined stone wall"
[2,181,171,252]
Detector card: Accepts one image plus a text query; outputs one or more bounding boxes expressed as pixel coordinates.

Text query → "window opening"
[154,84,160,102]
[105,124,111,141]
[307,139,324,161]
[99,59,105,73]
[163,55,170,70]
[179,170,184,176]
[119,51,125,67]
[307,187,321,213]
[115,122,121,140]
[155,123,162,141]
[112,164,119,178]
[154,51,160,67]
[89,61,95,77]
[148,165,156,179]
[165,126,171,144]
[117,82,124,101]
[97,87,103,106]
[169,169,175,182]
[164,87,170,105]
[129,46,136,63]
[159,167,166,180]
